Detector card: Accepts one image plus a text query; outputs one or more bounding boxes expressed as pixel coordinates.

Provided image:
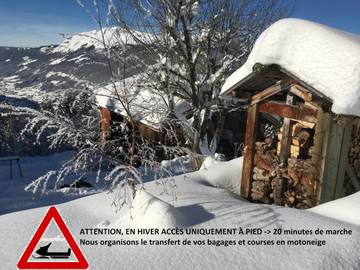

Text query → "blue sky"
[0,0,359,47]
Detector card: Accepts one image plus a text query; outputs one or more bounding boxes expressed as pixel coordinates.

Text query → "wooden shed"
[96,86,190,147]
[221,64,356,208]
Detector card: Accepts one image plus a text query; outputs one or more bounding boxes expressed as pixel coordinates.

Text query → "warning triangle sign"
[17,206,88,269]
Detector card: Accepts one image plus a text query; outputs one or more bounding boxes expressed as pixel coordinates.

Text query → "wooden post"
[279,94,294,166]
[312,109,331,203]
[100,108,111,141]
[271,93,294,205]
[241,103,259,198]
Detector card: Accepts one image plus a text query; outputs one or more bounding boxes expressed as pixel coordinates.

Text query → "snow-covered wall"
[221,18,360,116]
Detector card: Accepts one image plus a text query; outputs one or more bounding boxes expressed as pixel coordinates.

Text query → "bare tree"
[23,1,188,209]
[22,0,289,210]
[101,0,290,153]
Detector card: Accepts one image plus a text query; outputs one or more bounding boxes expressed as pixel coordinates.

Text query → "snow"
[49,57,66,65]
[309,192,360,226]
[95,79,167,128]
[46,71,71,78]
[50,80,61,85]
[199,156,243,194]
[0,152,83,215]
[67,55,90,63]
[160,155,192,175]
[21,56,37,65]
[53,27,151,53]
[221,18,360,116]
[95,76,191,128]
[0,153,360,269]
[123,191,186,228]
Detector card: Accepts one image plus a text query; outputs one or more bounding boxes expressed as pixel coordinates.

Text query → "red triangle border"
[17,206,88,269]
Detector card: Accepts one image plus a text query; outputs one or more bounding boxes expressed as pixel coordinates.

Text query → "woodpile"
[349,124,360,178]
[250,141,279,204]
[277,122,313,159]
[250,120,318,209]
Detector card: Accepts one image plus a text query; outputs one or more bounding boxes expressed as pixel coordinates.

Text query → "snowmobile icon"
[32,242,71,259]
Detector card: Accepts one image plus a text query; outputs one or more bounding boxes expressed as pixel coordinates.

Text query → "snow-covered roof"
[95,75,191,129]
[221,18,360,116]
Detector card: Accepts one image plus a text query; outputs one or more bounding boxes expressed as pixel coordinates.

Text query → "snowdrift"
[123,191,186,228]
[221,18,360,116]
[310,191,360,226]
[0,155,360,269]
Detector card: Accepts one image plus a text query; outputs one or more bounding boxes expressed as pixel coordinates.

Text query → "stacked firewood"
[283,158,318,208]
[251,140,279,204]
[277,121,314,159]
[348,123,360,178]
[251,121,318,209]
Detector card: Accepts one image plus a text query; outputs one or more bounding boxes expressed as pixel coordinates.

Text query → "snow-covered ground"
[0,152,89,215]
[0,153,359,269]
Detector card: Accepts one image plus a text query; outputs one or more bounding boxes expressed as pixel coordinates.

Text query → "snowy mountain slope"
[0,156,359,269]
[53,27,152,53]
[0,29,157,156]
[0,30,154,94]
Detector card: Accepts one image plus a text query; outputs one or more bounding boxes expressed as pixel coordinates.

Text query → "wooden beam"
[250,80,289,105]
[258,101,317,123]
[241,103,259,198]
[290,84,312,101]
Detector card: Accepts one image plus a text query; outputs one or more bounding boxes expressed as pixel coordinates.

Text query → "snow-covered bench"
[0,156,23,180]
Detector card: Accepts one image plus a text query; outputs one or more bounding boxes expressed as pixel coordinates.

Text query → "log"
[254,166,269,177]
[297,120,316,129]
[253,166,270,181]
[290,145,300,158]
[293,129,311,147]
[254,153,275,172]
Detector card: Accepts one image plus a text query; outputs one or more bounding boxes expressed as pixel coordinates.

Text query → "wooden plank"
[334,119,352,199]
[319,118,352,203]
[250,80,288,105]
[241,103,259,198]
[313,110,331,203]
[279,94,294,166]
[290,84,312,101]
[259,101,317,123]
